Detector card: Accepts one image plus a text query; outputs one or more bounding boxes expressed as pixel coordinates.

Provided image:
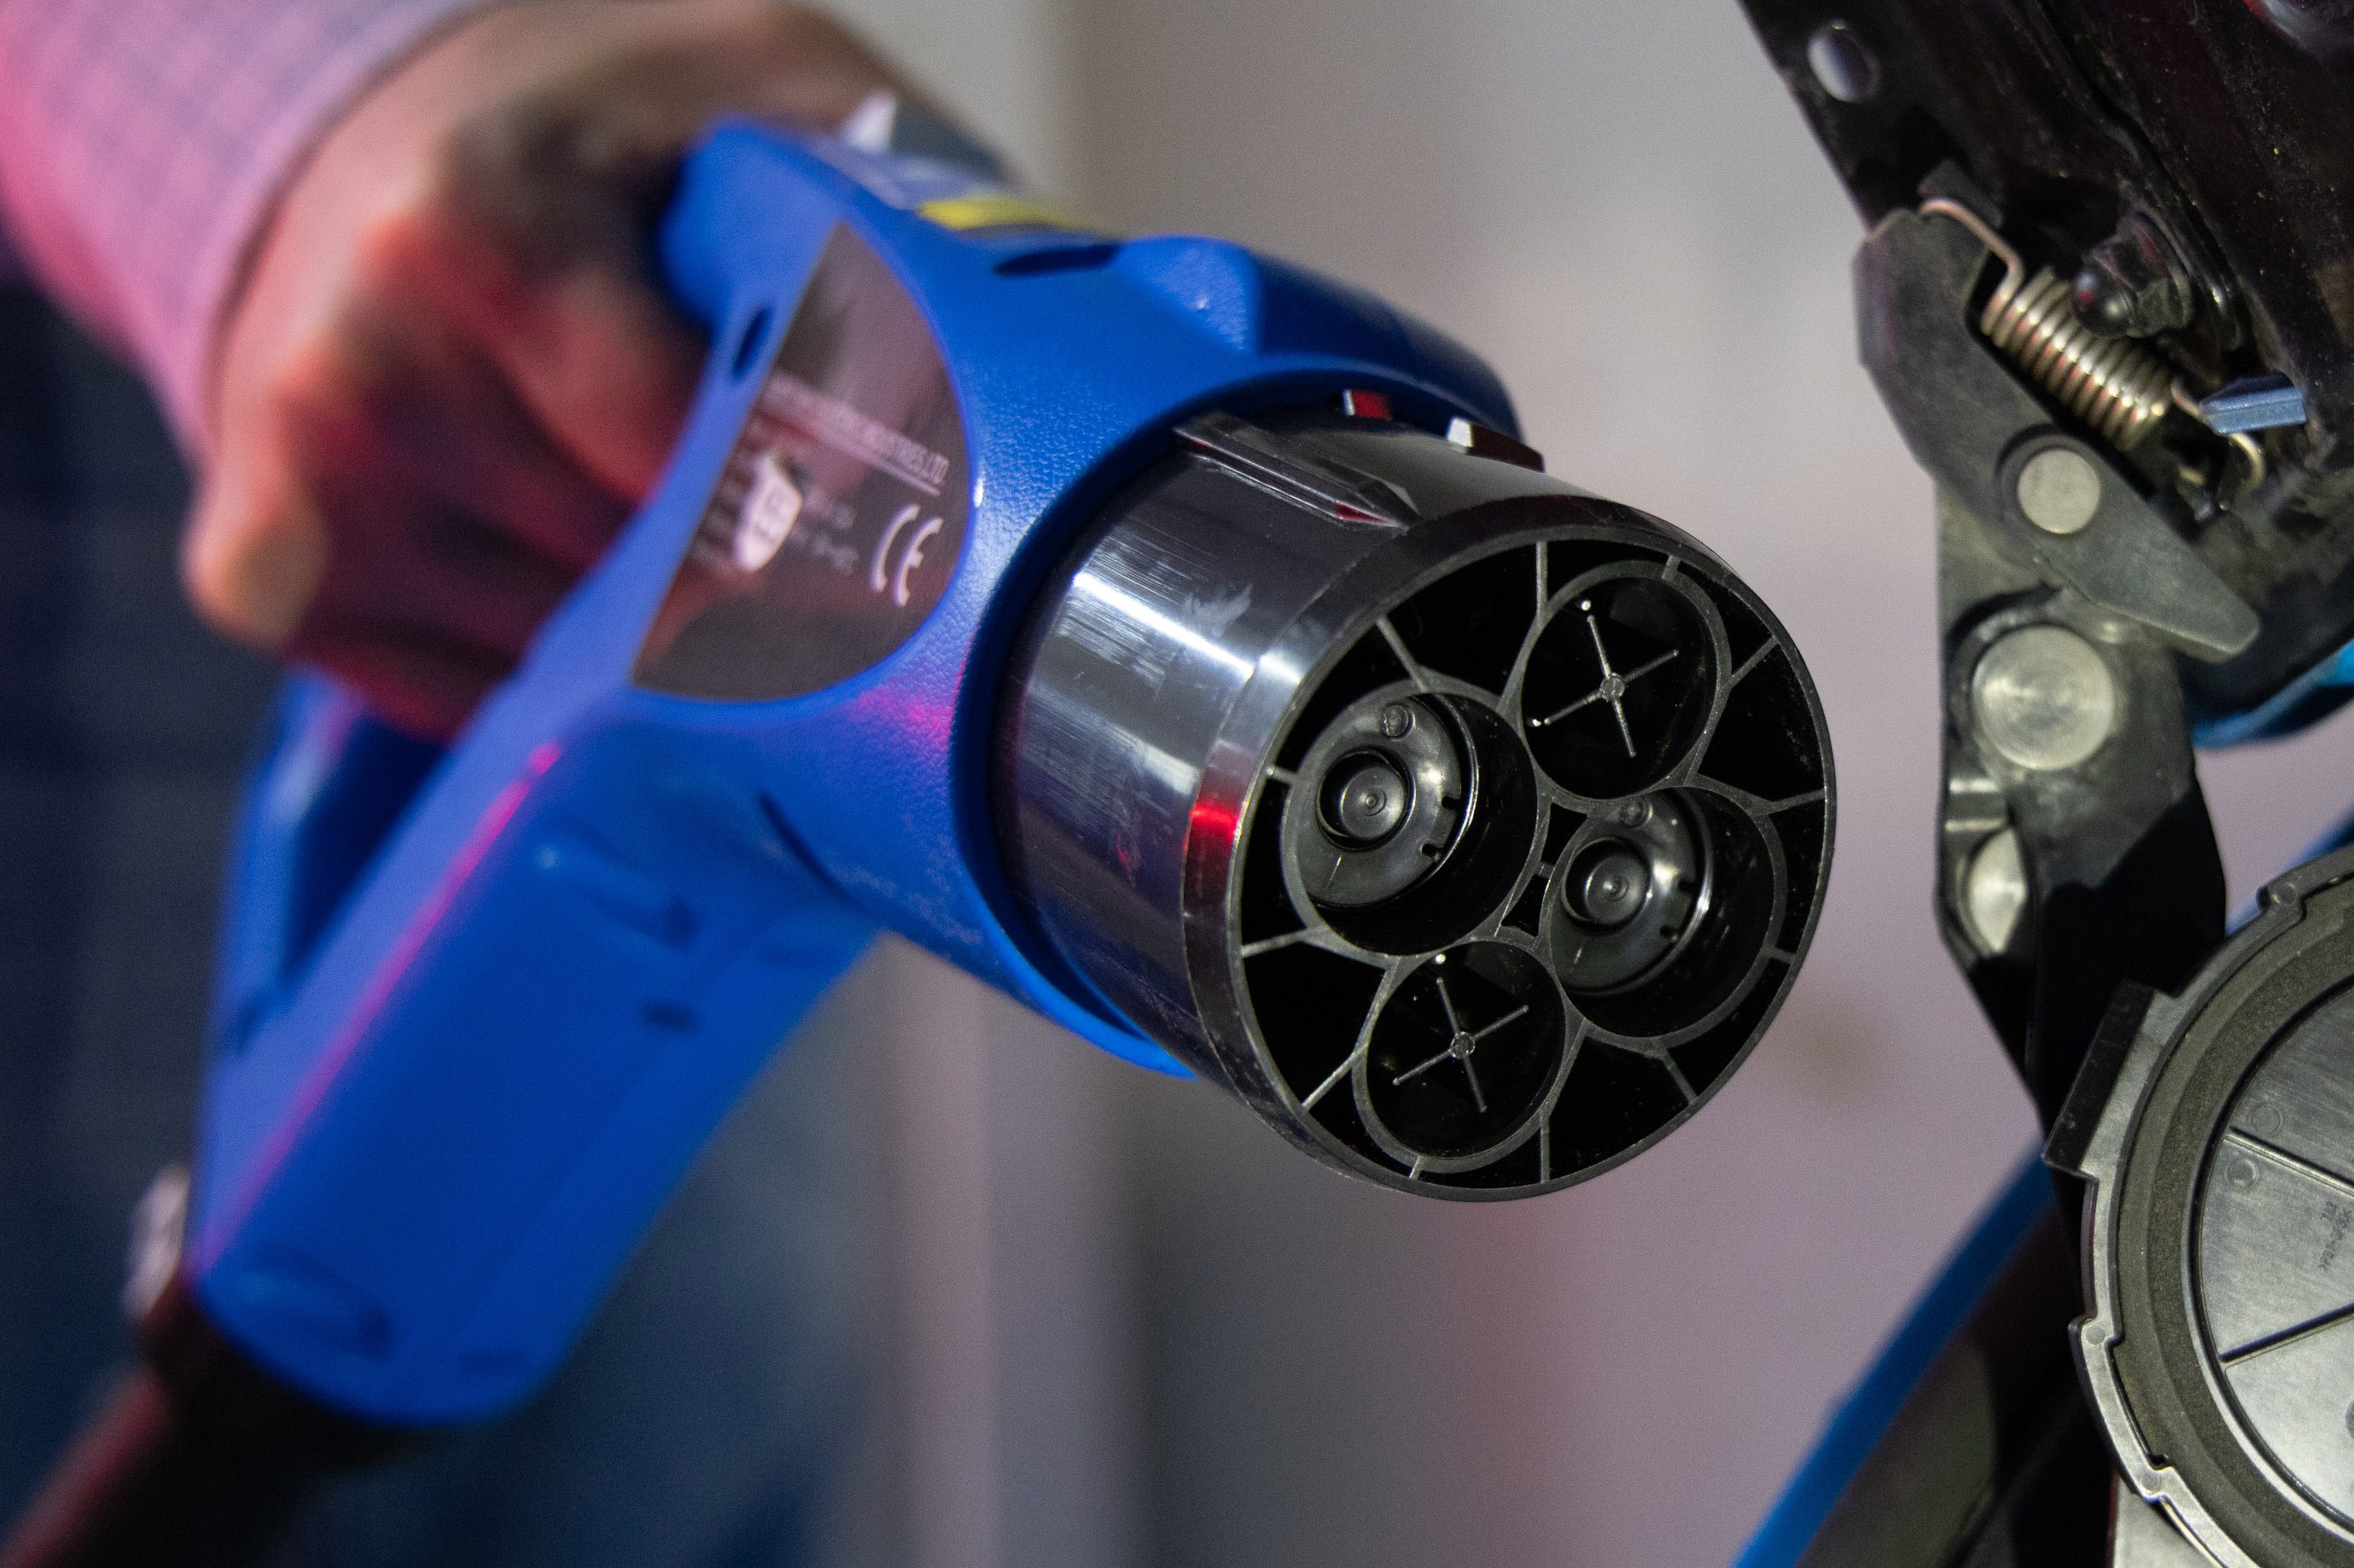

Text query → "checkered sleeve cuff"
[0,0,504,446]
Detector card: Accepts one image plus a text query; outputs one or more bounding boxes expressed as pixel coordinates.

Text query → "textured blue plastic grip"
[191,121,1517,1425]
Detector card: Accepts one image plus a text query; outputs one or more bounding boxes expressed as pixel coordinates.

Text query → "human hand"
[189,1,908,738]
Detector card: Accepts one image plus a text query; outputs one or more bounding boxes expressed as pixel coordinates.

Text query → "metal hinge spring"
[1922,197,2178,452]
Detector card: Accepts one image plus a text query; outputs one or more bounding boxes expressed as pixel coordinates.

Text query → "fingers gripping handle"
[186,139,882,1428]
[204,88,995,1120]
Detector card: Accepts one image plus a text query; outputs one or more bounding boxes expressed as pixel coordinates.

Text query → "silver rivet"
[2016,446,2103,535]
[1378,702,1414,739]
[1972,626,2118,772]
[1962,826,2027,955]
[1806,21,1879,103]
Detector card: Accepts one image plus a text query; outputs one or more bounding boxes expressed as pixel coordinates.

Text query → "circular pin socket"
[1287,691,1469,909]
[999,410,1834,1199]
[1519,571,1717,800]
[1550,794,1709,995]
[1361,944,1569,1168]
[1233,533,1822,1194]
[1281,685,1535,956]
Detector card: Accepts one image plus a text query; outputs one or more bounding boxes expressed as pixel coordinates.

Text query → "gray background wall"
[808,2,2354,1565]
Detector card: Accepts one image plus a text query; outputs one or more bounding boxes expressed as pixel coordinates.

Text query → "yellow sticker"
[916,193,1098,234]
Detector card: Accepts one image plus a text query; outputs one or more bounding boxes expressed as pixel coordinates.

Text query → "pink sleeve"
[0,0,500,447]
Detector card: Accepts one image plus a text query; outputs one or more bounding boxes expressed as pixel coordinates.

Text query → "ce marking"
[871,504,947,609]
